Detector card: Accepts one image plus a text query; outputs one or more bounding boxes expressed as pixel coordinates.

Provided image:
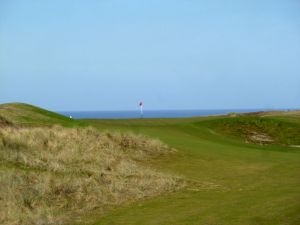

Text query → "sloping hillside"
[0,103,184,225]
[0,103,81,127]
[198,115,300,146]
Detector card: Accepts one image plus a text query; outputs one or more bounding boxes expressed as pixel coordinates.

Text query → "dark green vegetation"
[1,103,300,225]
[200,115,300,146]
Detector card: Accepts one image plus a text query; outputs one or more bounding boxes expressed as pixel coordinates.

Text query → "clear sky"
[1,0,300,110]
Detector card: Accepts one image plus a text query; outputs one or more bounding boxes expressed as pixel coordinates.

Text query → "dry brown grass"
[0,126,184,225]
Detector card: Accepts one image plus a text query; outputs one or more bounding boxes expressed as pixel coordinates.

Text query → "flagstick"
[140,105,143,118]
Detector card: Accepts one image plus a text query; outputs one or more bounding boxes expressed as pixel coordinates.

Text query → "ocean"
[57,109,261,119]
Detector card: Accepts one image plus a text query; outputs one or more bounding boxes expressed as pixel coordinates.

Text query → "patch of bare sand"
[246,131,274,144]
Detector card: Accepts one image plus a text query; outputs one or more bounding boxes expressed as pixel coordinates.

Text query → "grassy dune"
[0,104,183,225]
[0,103,83,127]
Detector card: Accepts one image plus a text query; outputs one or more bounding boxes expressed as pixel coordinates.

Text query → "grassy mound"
[0,103,82,127]
[198,116,300,146]
[0,125,183,225]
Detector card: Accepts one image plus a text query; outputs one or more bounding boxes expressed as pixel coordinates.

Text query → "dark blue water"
[58,109,262,119]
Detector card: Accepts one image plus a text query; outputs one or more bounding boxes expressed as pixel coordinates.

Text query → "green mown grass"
[82,114,300,225]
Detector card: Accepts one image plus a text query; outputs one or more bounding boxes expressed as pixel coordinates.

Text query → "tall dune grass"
[0,126,183,225]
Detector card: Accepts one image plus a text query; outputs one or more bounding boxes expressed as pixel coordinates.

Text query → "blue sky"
[1,0,300,110]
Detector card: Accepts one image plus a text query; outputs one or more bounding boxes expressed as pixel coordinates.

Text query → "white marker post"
[139,101,143,118]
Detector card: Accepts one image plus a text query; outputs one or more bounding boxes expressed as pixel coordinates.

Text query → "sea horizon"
[57,108,292,119]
